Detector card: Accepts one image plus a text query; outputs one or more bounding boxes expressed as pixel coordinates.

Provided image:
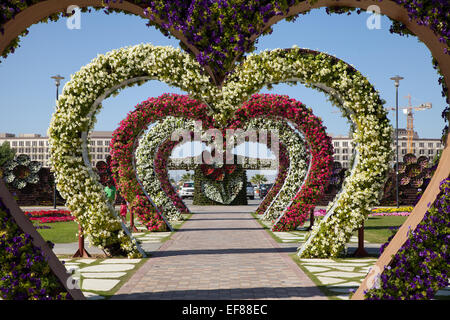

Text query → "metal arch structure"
[0,0,448,300]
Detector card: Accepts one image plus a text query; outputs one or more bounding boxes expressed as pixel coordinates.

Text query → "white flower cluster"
[242,118,309,222]
[47,43,391,258]
[48,44,213,257]
[202,174,244,204]
[135,117,193,221]
[220,48,392,258]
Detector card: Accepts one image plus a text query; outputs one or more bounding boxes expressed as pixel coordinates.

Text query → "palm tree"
[180,172,194,182]
[250,173,267,190]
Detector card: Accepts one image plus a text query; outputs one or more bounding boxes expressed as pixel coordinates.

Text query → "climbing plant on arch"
[0,0,448,300]
[48,43,392,258]
[135,117,194,224]
[133,96,320,231]
[110,94,216,234]
[115,92,330,232]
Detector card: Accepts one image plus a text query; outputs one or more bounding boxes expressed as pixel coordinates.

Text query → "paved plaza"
[19,201,450,300]
[112,201,327,300]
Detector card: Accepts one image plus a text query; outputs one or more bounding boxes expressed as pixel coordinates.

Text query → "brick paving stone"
[113,204,327,300]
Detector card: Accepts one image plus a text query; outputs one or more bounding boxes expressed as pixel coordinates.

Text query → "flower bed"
[1,2,449,92]
[0,200,71,300]
[24,210,75,224]
[369,211,411,217]
[365,176,450,300]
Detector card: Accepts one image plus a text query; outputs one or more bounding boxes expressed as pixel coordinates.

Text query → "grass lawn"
[36,221,79,243]
[35,208,407,245]
[358,215,408,243]
[310,215,409,244]
[251,211,409,245]
[36,211,193,244]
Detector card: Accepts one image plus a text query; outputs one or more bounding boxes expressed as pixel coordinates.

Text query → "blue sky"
[0,8,446,139]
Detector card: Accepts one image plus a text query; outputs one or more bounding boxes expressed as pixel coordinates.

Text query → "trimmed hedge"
[193,165,248,206]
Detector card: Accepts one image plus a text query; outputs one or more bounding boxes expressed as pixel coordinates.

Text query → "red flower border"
[111,93,332,232]
[229,94,334,231]
[255,142,290,215]
[110,94,215,231]
[24,210,75,224]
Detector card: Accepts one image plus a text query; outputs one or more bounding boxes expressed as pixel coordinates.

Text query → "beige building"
[0,129,445,169]
[0,131,113,168]
[330,129,444,168]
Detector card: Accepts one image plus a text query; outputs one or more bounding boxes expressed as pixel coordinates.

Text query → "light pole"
[390,75,404,208]
[51,75,65,209]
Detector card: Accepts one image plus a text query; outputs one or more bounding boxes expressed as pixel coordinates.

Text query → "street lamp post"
[51,75,65,209]
[390,75,404,208]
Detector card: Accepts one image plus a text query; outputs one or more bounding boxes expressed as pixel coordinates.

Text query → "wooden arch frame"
[0,0,449,300]
[1,1,449,88]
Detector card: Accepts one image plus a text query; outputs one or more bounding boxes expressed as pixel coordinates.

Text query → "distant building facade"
[0,131,113,168]
[330,129,444,168]
[0,129,445,169]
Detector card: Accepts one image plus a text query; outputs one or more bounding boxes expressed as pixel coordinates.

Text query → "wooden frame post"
[72,224,91,258]
[352,221,368,258]
[307,208,315,231]
[0,180,85,300]
[129,210,139,232]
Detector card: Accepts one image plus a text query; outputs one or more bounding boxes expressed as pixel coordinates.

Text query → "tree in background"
[250,173,268,190]
[180,172,194,182]
[0,141,15,167]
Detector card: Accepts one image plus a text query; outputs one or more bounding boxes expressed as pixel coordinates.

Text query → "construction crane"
[386,94,432,154]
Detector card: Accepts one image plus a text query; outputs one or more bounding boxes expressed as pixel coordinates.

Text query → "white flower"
[48,44,391,259]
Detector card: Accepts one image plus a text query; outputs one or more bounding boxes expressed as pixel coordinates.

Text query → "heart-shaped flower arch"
[135,117,194,223]
[48,45,215,257]
[115,92,330,232]
[239,118,309,224]
[134,107,311,229]
[225,49,393,252]
[228,94,334,230]
[1,0,448,300]
[48,43,390,257]
[110,94,216,232]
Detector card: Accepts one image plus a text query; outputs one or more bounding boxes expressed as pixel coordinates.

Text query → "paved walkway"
[113,202,327,300]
